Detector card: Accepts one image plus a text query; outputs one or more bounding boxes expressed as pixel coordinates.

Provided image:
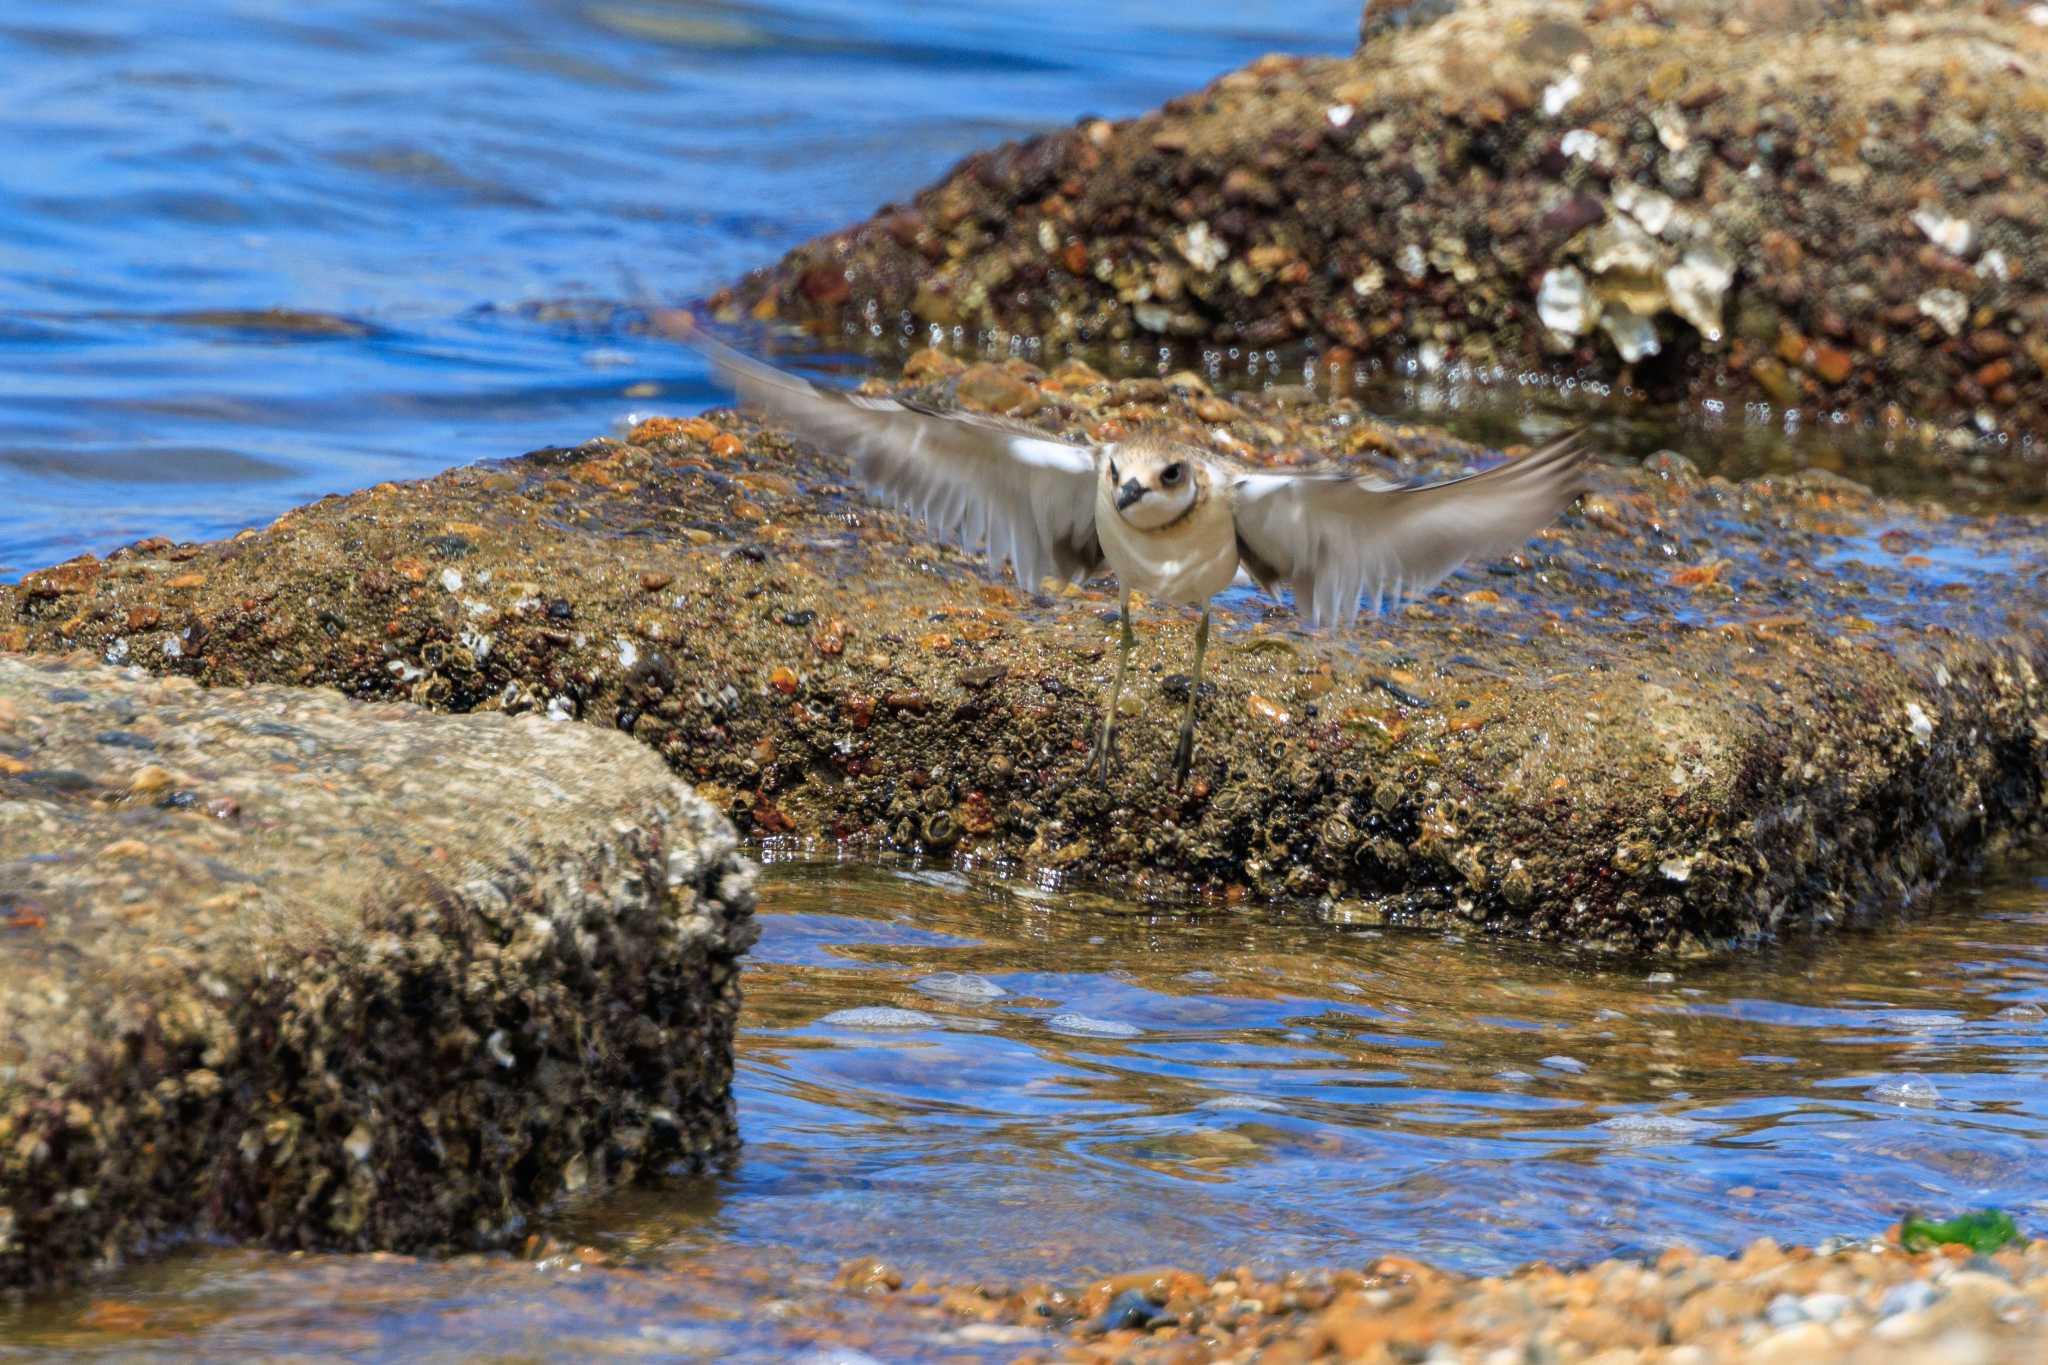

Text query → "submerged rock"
[0,655,756,1289]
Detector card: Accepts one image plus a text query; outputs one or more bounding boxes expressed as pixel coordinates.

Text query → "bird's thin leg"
[1091,589,1136,784]
[1172,606,1211,787]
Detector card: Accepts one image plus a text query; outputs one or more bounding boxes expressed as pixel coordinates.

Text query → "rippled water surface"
[6,854,2046,1360]
[0,0,1361,577]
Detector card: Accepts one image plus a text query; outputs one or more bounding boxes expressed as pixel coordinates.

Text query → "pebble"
[901,1234,2048,1364]
[1881,1279,1941,1317]
[1541,1054,1588,1074]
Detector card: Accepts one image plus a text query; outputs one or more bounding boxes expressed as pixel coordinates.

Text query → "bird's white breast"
[1094,471,1240,605]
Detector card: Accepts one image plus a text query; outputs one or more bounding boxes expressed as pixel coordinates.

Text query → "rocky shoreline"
[5,0,2048,1302]
[6,358,2044,951]
[714,0,2048,462]
[0,655,756,1288]
[873,1229,2048,1363]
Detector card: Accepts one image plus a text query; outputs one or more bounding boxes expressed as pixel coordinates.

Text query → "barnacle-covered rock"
[0,655,755,1288]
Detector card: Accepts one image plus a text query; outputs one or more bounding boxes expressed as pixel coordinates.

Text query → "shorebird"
[696,336,1592,785]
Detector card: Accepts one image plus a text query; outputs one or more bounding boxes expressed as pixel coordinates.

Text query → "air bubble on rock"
[1976,249,2011,282]
[1917,289,1969,338]
[1325,102,1354,128]
[1494,1069,1534,1083]
[104,637,130,665]
[1199,1094,1282,1112]
[1048,1013,1143,1039]
[913,972,1006,1002]
[162,634,183,659]
[1911,207,1974,258]
[545,695,575,722]
[440,567,463,592]
[1396,242,1428,278]
[819,1007,941,1030]
[1659,855,1695,883]
[1646,971,1676,984]
[1537,266,1598,338]
[486,1029,516,1068]
[1995,1003,2046,1022]
[1541,1055,1588,1074]
[1866,1073,1940,1107]
[615,637,639,669]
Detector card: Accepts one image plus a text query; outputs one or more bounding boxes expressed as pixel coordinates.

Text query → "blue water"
[0,0,1359,578]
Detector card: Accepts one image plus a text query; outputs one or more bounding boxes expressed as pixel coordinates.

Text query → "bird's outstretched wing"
[1227,428,1594,629]
[695,334,1103,590]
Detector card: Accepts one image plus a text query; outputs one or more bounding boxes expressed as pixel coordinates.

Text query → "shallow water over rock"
[6,851,2045,1359]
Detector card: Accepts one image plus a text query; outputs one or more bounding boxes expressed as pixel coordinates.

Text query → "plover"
[696,336,1592,785]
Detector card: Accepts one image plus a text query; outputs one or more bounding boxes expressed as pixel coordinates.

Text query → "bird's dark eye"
[1160,462,1185,486]
[1107,459,1120,483]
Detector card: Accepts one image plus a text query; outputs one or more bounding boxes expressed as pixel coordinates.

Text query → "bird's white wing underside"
[1228,429,1592,629]
[701,338,1101,589]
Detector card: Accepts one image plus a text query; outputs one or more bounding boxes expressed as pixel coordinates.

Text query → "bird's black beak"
[1115,478,1147,511]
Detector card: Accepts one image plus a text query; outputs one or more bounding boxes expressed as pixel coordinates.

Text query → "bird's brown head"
[1103,436,1203,531]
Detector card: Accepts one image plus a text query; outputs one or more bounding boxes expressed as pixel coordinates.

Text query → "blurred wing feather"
[699,337,1102,588]
[1228,428,1593,628]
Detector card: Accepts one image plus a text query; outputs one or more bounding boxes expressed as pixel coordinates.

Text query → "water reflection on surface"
[5,853,2046,1361]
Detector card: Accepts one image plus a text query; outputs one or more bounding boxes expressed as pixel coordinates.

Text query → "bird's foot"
[1090,727,1116,786]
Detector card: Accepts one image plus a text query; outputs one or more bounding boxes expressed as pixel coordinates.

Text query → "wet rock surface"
[4,368,2043,952]
[715,0,2048,451]
[0,655,756,1289]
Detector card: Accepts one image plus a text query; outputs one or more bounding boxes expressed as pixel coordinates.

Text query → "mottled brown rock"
[715,0,2048,459]
[0,655,756,1289]
[5,374,2044,955]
